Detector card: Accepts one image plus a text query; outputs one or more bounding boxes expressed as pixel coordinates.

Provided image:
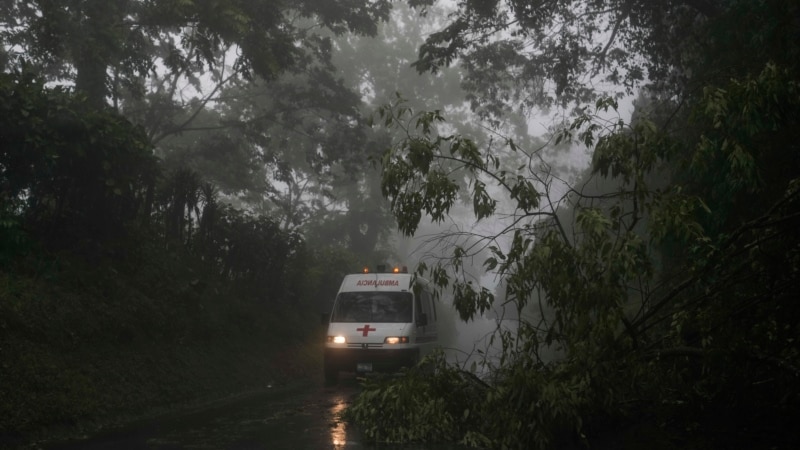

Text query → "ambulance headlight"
[327,336,346,344]
[384,336,409,344]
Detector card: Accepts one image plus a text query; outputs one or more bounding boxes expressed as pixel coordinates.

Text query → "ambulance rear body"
[324,270,437,383]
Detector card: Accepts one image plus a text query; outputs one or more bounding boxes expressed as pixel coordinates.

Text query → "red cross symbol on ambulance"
[357,324,376,336]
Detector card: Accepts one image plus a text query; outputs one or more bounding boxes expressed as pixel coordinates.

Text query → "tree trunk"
[73,0,126,108]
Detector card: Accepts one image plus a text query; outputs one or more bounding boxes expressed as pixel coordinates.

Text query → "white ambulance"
[323,266,438,384]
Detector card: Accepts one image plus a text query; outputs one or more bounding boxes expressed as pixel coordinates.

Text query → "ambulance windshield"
[331,292,413,323]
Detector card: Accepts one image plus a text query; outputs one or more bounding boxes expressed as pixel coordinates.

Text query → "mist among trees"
[1,0,799,449]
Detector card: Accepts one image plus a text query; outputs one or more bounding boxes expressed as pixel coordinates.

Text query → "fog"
[392,207,561,376]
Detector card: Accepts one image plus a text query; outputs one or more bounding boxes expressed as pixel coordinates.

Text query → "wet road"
[41,374,457,450]
[43,374,366,450]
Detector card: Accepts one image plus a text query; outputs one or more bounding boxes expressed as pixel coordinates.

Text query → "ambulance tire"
[324,364,339,385]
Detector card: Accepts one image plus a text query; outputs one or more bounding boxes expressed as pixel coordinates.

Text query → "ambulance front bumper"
[324,347,419,373]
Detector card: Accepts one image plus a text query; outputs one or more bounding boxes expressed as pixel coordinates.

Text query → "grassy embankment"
[0,249,325,447]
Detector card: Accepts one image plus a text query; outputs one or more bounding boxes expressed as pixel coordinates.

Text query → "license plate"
[356,362,373,372]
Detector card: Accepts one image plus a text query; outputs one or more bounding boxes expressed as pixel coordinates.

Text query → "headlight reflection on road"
[330,395,348,447]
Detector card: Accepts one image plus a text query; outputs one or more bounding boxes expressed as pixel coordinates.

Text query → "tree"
[0,0,392,108]
[411,0,799,117]
[321,1,551,262]
[0,68,157,249]
[149,55,370,230]
[0,0,393,208]
[346,1,800,448]
[1,0,399,261]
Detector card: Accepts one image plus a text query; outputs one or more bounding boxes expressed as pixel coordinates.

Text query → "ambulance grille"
[347,343,384,349]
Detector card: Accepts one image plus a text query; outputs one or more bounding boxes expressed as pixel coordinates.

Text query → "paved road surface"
[42,374,367,450]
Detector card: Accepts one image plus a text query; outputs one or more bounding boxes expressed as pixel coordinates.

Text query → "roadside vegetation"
[1,1,397,445]
[347,1,800,449]
[0,70,360,446]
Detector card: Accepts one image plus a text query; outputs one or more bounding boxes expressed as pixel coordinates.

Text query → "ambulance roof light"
[360,264,408,274]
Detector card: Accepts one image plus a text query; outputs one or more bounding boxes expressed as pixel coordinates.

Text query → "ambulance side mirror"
[417,313,428,327]
[320,312,330,325]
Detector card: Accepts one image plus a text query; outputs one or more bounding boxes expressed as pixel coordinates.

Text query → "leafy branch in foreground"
[348,63,800,449]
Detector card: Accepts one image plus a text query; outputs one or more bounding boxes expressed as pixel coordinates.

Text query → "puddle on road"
[329,394,349,448]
